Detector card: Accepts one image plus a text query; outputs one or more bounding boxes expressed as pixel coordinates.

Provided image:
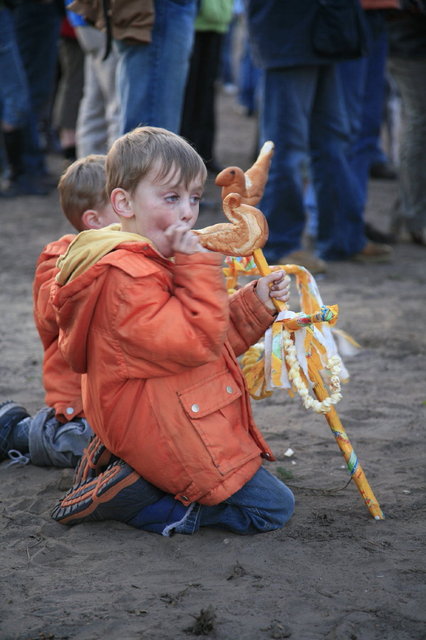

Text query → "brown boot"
[352,242,393,263]
[276,249,327,274]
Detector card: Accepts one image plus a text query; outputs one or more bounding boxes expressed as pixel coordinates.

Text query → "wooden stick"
[252,249,384,520]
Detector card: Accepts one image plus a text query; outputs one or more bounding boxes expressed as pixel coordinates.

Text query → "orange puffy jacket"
[33,235,84,422]
[52,231,277,506]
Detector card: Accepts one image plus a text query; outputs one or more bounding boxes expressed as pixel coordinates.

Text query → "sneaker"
[0,401,30,460]
[369,161,397,180]
[277,249,327,274]
[73,434,115,484]
[364,222,396,245]
[410,229,426,247]
[51,459,152,525]
[352,241,393,263]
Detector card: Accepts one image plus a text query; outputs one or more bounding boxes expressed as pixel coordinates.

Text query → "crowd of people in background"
[1,0,425,266]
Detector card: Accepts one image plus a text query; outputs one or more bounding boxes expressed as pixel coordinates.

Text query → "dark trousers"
[180,30,223,164]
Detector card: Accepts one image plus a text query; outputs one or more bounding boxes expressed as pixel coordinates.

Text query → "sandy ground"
[0,91,425,640]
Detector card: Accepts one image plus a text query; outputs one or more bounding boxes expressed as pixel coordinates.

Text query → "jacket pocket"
[177,370,260,476]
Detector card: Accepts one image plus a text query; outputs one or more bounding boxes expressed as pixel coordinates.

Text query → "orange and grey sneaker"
[73,434,115,485]
[51,458,163,526]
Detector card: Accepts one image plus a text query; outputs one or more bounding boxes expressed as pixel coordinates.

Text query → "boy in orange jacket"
[0,154,118,467]
[51,126,295,536]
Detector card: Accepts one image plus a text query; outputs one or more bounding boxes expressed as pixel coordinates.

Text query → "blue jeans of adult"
[0,8,30,129]
[13,1,61,175]
[338,11,389,213]
[259,64,367,262]
[115,0,197,135]
[128,466,295,536]
[238,36,262,115]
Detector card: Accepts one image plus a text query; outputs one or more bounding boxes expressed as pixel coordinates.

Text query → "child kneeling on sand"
[51,126,295,536]
[0,155,118,467]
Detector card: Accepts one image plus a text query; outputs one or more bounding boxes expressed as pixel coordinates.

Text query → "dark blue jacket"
[247,0,364,69]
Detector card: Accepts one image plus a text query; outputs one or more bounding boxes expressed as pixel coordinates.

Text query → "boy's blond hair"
[106,126,207,195]
[58,155,109,231]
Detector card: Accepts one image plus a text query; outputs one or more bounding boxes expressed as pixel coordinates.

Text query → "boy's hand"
[255,270,291,313]
[164,223,207,255]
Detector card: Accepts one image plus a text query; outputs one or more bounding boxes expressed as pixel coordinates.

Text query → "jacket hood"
[53,224,156,375]
[56,223,152,285]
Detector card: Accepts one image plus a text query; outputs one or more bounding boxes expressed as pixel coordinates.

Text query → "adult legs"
[180,30,223,167]
[116,0,197,134]
[53,36,85,160]
[310,65,367,260]
[13,1,61,176]
[258,66,317,262]
[388,56,426,236]
[338,11,390,210]
[0,7,32,196]
[75,25,120,156]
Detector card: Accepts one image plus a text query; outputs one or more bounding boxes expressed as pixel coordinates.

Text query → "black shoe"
[369,161,397,181]
[0,401,30,460]
[62,146,76,162]
[364,222,396,244]
[410,229,426,247]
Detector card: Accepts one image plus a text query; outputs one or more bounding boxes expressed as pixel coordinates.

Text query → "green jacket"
[195,0,234,33]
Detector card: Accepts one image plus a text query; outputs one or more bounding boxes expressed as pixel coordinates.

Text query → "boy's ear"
[81,209,103,230]
[110,187,133,219]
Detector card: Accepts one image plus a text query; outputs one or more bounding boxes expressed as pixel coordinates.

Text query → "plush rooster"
[215,141,274,206]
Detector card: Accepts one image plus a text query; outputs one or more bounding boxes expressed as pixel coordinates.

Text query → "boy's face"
[117,166,205,258]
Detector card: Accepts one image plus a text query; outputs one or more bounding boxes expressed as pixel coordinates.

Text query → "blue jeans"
[128,466,295,536]
[13,1,61,175]
[0,8,30,129]
[259,64,366,262]
[238,36,262,115]
[183,467,295,535]
[115,0,197,134]
[27,407,93,468]
[338,11,389,212]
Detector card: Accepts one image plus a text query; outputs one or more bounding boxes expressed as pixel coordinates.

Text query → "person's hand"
[255,270,290,313]
[164,223,207,255]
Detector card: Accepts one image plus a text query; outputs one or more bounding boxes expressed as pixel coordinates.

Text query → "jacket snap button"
[191,404,200,413]
[226,386,233,394]
[66,407,74,415]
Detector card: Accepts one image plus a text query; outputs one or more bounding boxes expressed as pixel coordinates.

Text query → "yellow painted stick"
[252,249,384,520]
